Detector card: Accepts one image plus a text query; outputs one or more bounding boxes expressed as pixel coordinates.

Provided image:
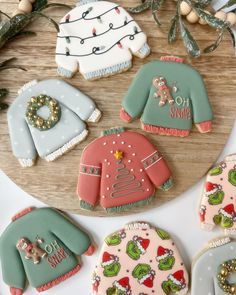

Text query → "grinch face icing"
[93,222,189,294]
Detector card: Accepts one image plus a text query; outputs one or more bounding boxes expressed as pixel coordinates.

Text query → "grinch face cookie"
[56,1,150,80]
[92,222,189,294]
[199,155,236,234]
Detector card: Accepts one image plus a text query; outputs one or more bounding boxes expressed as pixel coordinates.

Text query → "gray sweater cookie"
[192,237,236,295]
[8,79,101,167]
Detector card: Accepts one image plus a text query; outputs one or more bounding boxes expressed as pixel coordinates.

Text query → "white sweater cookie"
[56,0,150,80]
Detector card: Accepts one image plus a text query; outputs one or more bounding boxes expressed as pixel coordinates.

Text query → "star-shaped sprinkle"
[114,150,123,160]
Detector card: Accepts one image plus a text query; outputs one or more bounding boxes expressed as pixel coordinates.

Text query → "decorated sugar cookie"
[77,127,173,212]
[0,207,95,294]
[55,0,150,80]
[7,79,101,167]
[120,56,213,137]
[92,222,189,294]
[191,236,236,295]
[199,154,236,234]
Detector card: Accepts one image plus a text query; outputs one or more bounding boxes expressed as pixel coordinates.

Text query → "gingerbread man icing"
[153,76,174,107]
[16,237,47,264]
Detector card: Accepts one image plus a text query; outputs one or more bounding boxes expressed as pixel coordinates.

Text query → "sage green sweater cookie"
[0,207,95,294]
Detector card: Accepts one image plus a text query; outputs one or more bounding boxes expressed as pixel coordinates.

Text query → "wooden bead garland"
[12,0,36,17]
[26,95,61,131]
[217,260,236,294]
[180,1,236,27]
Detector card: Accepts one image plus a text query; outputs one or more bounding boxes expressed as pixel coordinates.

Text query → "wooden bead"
[18,0,32,14]
[186,10,199,23]
[12,8,26,16]
[215,10,227,21]
[180,1,192,16]
[199,10,211,25]
[226,12,236,27]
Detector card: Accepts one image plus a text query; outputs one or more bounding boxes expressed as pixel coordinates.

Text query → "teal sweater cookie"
[0,207,95,294]
[120,56,213,137]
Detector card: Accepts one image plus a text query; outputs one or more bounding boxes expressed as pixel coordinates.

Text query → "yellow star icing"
[114,150,123,160]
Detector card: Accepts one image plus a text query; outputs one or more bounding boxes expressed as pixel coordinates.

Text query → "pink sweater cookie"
[77,128,173,212]
[199,154,236,234]
[92,222,189,295]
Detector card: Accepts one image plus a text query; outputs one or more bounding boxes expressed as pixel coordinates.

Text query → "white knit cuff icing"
[57,67,74,78]
[136,42,151,58]
[201,223,214,231]
[18,158,35,168]
[87,108,102,123]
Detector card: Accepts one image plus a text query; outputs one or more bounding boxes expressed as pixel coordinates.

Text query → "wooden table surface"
[0,0,235,216]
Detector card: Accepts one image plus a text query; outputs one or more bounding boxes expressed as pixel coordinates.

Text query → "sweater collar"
[124,222,151,231]
[160,56,184,63]
[208,237,231,249]
[76,0,98,6]
[103,127,125,136]
[12,207,34,221]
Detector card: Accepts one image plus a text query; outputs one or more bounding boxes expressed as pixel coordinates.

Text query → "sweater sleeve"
[45,208,94,256]
[120,65,152,122]
[77,143,101,210]
[189,70,213,133]
[7,109,37,168]
[0,238,26,292]
[138,134,173,190]
[50,80,101,123]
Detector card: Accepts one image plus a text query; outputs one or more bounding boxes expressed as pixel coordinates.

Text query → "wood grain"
[0,0,235,216]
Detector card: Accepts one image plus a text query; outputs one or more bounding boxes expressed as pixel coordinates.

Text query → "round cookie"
[56,0,150,80]
[8,79,101,167]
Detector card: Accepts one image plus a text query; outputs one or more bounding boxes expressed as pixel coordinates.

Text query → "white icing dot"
[128,160,131,163]
[60,95,65,99]
[106,174,110,178]
[76,93,79,97]
[102,195,105,199]
[107,162,111,166]
[104,159,107,162]
[90,105,93,109]
[103,142,107,146]
[128,145,132,148]
[117,134,121,137]
[61,135,65,139]
[107,187,110,191]
[121,141,125,145]
[132,153,136,156]
[20,128,24,132]
[75,129,79,133]
[113,141,116,144]
[131,168,134,172]
[140,169,143,172]
[28,88,32,92]
[142,179,145,182]
[76,107,80,111]
[57,81,61,85]
[147,188,150,192]
[207,266,211,271]
[110,150,113,154]
[27,150,31,154]
[14,142,18,145]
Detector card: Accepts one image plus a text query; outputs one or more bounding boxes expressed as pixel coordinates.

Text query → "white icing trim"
[113,281,127,292]
[168,274,182,286]
[125,222,150,230]
[144,157,163,170]
[204,187,218,196]
[141,151,157,162]
[138,273,151,284]
[87,108,102,123]
[219,208,234,219]
[136,42,151,58]
[225,154,236,161]
[201,223,214,231]
[80,172,101,177]
[208,237,231,248]
[136,240,146,254]
[101,259,116,267]
[156,253,170,261]
[44,130,88,162]
[18,80,38,95]
[18,158,35,167]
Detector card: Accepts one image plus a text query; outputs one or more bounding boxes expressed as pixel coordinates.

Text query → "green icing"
[0,208,91,290]
[122,61,213,130]
[80,200,94,211]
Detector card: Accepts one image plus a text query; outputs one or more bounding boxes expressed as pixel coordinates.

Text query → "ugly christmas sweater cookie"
[56,0,150,80]
[77,127,173,213]
[8,79,101,167]
[120,56,213,137]
[199,154,236,234]
[191,236,236,295]
[0,207,95,294]
[92,222,189,295]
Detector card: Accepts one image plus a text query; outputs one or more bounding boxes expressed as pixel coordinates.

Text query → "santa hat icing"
[168,270,186,289]
[133,236,150,254]
[101,252,119,267]
[204,182,220,196]
[138,270,156,288]
[156,246,173,261]
[114,277,131,294]
[219,204,236,221]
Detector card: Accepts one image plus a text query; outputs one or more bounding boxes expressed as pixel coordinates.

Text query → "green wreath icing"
[26,95,61,131]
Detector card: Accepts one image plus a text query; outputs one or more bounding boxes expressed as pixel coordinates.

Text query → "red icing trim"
[10,287,23,295]
[160,56,184,63]
[142,123,190,137]
[120,108,132,123]
[36,264,81,292]
[83,244,95,256]
[195,121,212,133]
[12,207,34,221]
